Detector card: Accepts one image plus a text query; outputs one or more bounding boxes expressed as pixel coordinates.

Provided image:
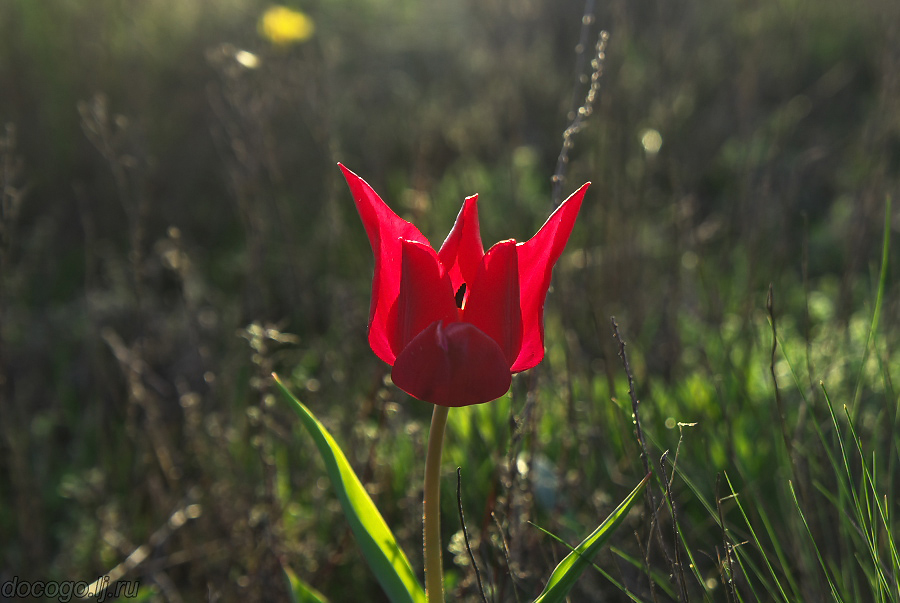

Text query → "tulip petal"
[510,182,590,373]
[437,195,484,296]
[388,240,459,355]
[462,239,523,367]
[392,321,512,407]
[340,164,431,364]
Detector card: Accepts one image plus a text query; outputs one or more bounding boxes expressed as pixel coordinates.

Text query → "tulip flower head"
[341,164,589,407]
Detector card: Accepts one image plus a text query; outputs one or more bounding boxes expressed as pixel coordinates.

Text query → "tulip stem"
[424,404,449,602]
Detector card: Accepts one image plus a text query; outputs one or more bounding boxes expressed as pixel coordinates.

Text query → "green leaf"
[532,474,649,603]
[274,374,426,603]
[282,563,330,603]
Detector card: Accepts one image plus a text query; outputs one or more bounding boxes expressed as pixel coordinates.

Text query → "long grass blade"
[723,472,793,603]
[274,374,426,603]
[850,195,891,419]
[532,473,649,603]
[283,563,331,603]
[788,480,844,602]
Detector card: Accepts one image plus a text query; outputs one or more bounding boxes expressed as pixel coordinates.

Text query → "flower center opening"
[454,283,467,309]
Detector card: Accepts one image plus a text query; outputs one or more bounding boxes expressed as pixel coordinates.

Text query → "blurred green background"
[1,0,898,600]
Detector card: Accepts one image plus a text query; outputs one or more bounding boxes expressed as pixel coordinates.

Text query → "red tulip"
[340,164,589,407]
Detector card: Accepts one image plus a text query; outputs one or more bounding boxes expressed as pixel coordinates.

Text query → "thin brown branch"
[457,468,489,603]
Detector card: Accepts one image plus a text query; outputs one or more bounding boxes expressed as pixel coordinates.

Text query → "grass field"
[1,0,899,600]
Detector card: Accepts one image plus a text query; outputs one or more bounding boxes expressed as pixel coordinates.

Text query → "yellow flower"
[259,5,315,46]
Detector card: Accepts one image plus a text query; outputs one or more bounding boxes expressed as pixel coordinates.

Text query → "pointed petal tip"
[551,181,590,215]
[339,164,369,186]
[571,181,591,196]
